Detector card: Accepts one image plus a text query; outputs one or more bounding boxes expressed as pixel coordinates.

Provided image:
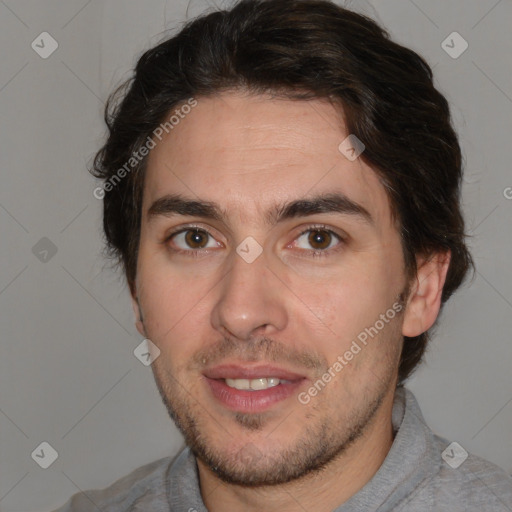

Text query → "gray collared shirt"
[52,387,512,511]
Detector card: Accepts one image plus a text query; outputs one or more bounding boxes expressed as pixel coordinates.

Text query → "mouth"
[202,364,307,414]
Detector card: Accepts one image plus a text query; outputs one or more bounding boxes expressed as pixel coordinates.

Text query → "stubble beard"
[148,290,406,487]
[151,359,394,487]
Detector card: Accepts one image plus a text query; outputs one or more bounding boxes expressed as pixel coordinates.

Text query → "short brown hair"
[91,0,473,383]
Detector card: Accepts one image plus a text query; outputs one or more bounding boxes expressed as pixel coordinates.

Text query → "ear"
[130,288,146,337]
[402,251,451,337]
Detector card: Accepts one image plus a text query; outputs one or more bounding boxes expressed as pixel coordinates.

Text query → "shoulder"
[428,434,512,510]
[51,455,174,512]
[395,389,512,511]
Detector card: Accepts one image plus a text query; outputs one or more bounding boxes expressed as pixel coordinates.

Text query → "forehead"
[143,91,393,228]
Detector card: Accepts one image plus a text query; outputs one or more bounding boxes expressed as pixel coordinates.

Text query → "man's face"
[134,91,409,485]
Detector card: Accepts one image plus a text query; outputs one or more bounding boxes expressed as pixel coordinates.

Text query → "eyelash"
[163,224,346,258]
[293,225,345,258]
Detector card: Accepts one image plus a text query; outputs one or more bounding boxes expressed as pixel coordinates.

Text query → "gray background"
[0,0,511,510]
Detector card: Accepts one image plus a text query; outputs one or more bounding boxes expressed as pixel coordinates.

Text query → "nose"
[210,249,288,341]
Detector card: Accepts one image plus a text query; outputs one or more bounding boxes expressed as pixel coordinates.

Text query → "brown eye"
[169,228,218,251]
[184,229,209,248]
[307,229,333,250]
[294,228,341,253]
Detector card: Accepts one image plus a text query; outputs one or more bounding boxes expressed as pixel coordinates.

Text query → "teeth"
[226,378,251,390]
[225,377,282,391]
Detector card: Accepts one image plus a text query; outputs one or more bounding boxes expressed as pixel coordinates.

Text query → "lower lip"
[204,377,305,413]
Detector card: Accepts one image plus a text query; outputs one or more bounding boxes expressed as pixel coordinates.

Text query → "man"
[54,0,512,510]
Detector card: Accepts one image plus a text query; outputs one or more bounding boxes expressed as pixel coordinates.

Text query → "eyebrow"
[147,192,373,226]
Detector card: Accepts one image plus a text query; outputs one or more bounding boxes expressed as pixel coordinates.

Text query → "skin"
[131,90,450,512]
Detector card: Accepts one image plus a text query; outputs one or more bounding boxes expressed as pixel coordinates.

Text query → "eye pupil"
[308,230,331,250]
[185,229,208,248]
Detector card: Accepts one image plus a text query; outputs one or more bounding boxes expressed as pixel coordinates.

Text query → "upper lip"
[203,364,307,381]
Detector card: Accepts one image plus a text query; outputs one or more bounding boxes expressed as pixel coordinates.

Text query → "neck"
[197,387,396,512]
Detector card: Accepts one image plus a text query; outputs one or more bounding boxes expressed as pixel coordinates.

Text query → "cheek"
[137,261,213,349]
[291,266,374,328]
[290,258,401,355]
